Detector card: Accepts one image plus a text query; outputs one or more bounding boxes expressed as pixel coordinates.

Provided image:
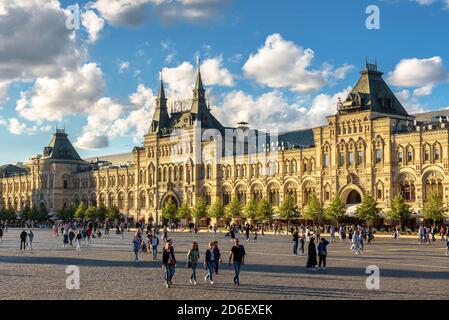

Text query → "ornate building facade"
[1,62,449,223]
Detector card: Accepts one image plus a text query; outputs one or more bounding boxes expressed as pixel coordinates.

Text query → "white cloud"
[81,10,105,43]
[16,63,105,122]
[162,57,234,99]
[388,56,448,87]
[0,1,86,82]
[0,117,53,135]
[413,85,433,96]
[119,61,130,73]
[75,84,155,150]
[413,0,435,4]
[395,89,428,114]
[214,87,352,131]
[243,34,352,93]
[0,81,10,107]
[91,0,232,27]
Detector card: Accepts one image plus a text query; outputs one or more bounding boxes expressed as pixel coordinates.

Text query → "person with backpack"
[187,242,200,285]
[162,242,176,288]
[317,237,329,270]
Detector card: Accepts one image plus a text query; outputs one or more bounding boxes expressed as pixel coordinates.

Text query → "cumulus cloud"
[119,61,130,73]
[75,85,155,150]
[243,34,353,93]
[0,1,86,81]
[395,89,428,114]
[0,117,53,135]
[388,56,449,87]
[91,0,232,27]
[0,81,10,107]
[81,10,105,43]
[214,87,352,131]
[16,63,106,122]
[162,57,234,99]
[413,85,433,96]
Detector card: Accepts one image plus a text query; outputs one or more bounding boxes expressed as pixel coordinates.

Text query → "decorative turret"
[190,57,208,115]
[42,128,83,161]
[150,70,170,133]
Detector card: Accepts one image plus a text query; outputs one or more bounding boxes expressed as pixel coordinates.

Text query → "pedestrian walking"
[187,242,200,285]
[0,226,3,242]
[68,229,75,247]
[133,235,141,262]
[213,241,221,274]
[151,233,160,260]
[299,232,305,256]
[229,238,246,286]
[62,229,69,248]
[204,242,216,284]
[292,230,299,255]
[27,230,34,251]
[306,237,317,271]
[76,230,82,251]
[317,238,329,270]
[162,242,176,288]
[20,229,27,251]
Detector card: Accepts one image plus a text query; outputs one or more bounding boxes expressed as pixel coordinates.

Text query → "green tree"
[4,208,17,220]
[355,194,380,226]
[278,195,300,229]
[244,197,258,220]
[304,193,323,223]
[21,206,31,220]
[74,203,86,219]
[325,196,347,226]
[105,206,118,221]
[225,198,242,220]
[256,198,274,222]
[177,202,192,221]
[37,206,49,221]
[192,200,208,220]
[84,206,98,220]
[423,191,447,222]
[388,194,414,227]
[162,198,178,222]
[209,199,225,219]
[55,207,74,221]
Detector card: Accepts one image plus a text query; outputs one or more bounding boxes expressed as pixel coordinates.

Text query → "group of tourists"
[19,229,34,251]
[161,237,245,288]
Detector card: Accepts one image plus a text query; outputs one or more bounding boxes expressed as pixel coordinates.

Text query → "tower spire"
[157,69,166,100]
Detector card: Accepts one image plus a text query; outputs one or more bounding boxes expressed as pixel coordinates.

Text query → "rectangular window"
[375,149,382,163]
[325,191,330,201]
[424,151,429,161]
[435,149,440,160]
[63,180,68,189]
[348,152,354,165]
[398,151,403,163]
[407,151,413,162]
[339,153,345,166]
[323,154,329,168]
[357,151,363,165]
[377,189,382,199]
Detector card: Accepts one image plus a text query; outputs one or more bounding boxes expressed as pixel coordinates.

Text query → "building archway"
[160,192,180,209]
[340,184,364,205]
[346,190,362,204]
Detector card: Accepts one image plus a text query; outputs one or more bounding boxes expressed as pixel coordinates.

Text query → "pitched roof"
[0,164,28,177]
[338,63,409,117]
[278,129,315,149]
[42,129,83,161]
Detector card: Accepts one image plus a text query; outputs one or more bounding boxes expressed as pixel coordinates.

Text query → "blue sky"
[1,0,449,164]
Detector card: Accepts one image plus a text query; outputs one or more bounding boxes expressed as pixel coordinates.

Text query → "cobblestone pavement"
[0,228,447,300]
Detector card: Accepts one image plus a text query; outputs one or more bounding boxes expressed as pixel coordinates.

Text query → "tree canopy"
[355,194,380,224]
[278,195,300,221]
[225,198,242,219]
[256,198,274,222]
[423,191,447,222]
[303,193,323,223]
[387,194,414,226]
[325,196,347,223]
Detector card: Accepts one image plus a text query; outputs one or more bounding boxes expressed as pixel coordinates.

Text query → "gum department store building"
[1,62,449,224]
